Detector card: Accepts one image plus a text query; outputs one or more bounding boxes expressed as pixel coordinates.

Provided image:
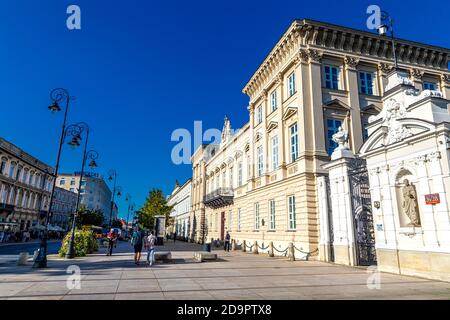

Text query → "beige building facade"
[188,19,449,261]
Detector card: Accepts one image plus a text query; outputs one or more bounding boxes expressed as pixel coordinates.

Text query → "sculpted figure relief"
[401,179,421,227]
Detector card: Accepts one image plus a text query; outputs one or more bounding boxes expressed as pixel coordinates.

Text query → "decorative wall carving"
[383,98,413,144]
[409,68,424,81]
[344,56,359,70]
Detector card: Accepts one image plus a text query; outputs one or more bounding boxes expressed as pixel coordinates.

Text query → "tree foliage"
[111,219,123,229]
[137,189,173,230]
[76,204,104,228]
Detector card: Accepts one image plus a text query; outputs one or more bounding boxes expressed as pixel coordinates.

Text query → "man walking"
[145,231,156,266]
[131,226,144,265]
[224,231,231,252]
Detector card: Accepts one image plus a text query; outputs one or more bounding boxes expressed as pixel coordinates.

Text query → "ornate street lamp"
[34,88,75,268]
[377,11,398,69]
[66,122,100,259]
[125,194,134,237]
[108,170,121,229]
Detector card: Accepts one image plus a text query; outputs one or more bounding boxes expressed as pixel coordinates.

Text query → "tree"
[137,189,173,230]
[76,204,104,228]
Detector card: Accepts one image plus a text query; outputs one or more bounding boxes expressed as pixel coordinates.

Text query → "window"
[288,195,296,230]
[28,173,34,185]
[290,123,299,162]
[16,165,22,181]
[271,90,278,112]
[257,145,264,177]
[255,203,260,230]
[70,180,75,186]
[256,105,263,125]
[359,71,374,95]
[362,117,370,141]
[59,179,65,186]
[22,170,28,183]
[271,135,279,170]
[238,162,243,187]
[288,72,296,97]
[237,208,241,231]
[269,199,276,230]
[0,159,7,175]
[70,188,75,192]
[222,171,226,188]
[423,82,437,90]
[327,119,343,155]
[324,65,339,89]
[8,162,16,178]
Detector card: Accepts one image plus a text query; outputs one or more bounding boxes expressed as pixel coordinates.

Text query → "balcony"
[204,188,234,209]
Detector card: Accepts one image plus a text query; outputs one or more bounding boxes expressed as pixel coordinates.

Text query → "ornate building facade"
[0,138,53,233]
[189,19,449,259]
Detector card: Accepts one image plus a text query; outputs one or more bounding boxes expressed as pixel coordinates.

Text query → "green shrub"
[59,229,98,257]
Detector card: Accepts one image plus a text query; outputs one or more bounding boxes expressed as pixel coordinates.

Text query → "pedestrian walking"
[145,231,156,266]
[106,229,117,256]
[173,231,177,243]
[131,226,144,265]
[224,231,231,252]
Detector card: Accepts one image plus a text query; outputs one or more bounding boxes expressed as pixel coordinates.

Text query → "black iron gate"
[348,158,377,266]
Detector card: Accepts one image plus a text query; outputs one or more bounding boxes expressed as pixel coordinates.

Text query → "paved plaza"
[0,241,449,300]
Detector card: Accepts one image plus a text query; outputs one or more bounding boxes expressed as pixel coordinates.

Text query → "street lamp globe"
[67,136,81,149]
[48,101,61,114]
[377,24,388,36]
[88,159,98,169]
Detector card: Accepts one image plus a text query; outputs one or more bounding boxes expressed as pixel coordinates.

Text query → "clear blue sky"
[0,0,448,219]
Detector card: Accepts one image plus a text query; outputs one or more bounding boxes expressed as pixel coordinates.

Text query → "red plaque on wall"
[425,193,440,205]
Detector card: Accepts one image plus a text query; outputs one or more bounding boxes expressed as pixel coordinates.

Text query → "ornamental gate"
[348,158,377,266]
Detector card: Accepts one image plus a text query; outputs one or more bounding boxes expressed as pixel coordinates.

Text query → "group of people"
[105,226,157,267]
[0,229,64,243]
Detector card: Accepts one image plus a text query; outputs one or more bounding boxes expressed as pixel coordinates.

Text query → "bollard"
[268,241,274,257]
[231,239,236,251]
[288,242,295,261]
[18,252,29,266]
[253,241,258,254]
[242,240,246,252]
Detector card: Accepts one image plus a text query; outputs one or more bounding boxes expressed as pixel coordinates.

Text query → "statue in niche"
[401,179,421,227]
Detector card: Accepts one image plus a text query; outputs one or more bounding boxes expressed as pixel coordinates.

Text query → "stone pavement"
[0,241,449,300]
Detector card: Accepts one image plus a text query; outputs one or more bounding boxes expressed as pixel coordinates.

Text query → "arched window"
[9,162,16,178]
[0,157,7,175]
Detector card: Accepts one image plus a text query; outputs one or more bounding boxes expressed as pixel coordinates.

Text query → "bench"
[154,251,172,263]
[194,251,218,262]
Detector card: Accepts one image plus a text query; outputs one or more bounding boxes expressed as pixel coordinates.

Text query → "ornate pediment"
[361,103,382,115]
[267,121,278,133]
[282,106,298,120]
[323,99,351,111]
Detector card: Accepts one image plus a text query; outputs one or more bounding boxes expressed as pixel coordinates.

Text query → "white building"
[167,179,192,240]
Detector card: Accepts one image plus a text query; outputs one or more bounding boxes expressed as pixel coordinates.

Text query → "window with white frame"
[255,203,260,230]
[288,72,296,97]
[229,168,233,188]
[288,195,296,230]
[269,199,276,230]
[257,145,264,177]
[290,123,299,162]
[256,105,263,125]
[222,171,226,188]
[237,208,241,231]
[8,162,16,179]
[359,71,374,95]
[271,135,279,170]
[324,65,339,90]
[423,82,437,91]
[271,90,278,112]
[16,165,22,181]
[238,162,243,186]
[327,118,343,155]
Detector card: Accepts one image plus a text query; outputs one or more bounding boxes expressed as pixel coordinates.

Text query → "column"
[440,74,450,100]
[344,56,363,152]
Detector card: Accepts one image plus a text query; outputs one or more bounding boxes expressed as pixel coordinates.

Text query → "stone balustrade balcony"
[203,187,234,208]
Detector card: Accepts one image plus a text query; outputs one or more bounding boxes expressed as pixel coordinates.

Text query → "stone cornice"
[242,19,450,99]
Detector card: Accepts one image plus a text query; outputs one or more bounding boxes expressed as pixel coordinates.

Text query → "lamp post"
[108,170,121,229]
[34,88,75,268]
[377,11,398,69]
[66,122,99,259]
[125,194,134,237]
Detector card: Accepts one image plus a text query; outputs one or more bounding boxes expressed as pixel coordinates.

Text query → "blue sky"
[0,0,448,218]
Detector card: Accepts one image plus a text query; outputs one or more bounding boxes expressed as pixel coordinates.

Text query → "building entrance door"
[220,212,225,240]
